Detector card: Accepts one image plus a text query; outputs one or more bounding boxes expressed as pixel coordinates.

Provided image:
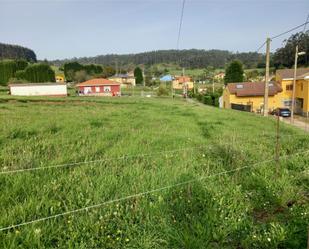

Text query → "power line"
[302,14,309,33]
[271,21,309,40]
[256,41,267,53]
[1,148,308,232]
[176,0,185,50]
[256,20,309,52]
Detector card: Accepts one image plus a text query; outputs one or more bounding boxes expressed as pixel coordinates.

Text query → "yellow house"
[222,68,309,115]
[56,75,64,83]
[172,76,194,90]
[222,81,283,113]
[275,68,309,115]
[108,74,136,88]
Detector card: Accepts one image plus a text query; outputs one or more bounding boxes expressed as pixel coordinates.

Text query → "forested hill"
[0,43,37,62]
[51,49,265,69]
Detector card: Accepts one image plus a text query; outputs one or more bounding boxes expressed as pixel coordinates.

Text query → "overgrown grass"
[0,96,308,248]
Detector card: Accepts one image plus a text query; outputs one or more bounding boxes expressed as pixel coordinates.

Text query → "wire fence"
[1,148,308,232]
[1,131,308,175]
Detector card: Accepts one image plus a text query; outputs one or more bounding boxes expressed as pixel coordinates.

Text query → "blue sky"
[0,0,308,60]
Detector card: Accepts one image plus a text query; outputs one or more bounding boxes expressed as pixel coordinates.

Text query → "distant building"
[56,75,65,83]
[109,74,136,88]
[9,83,67,96]
[172,76,194,90]
[160,75,174,82]
[76,78,121,96]
[214,72,225,80]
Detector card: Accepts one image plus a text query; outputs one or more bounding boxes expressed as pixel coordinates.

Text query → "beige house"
[109,74,136,88]
[172,76,194,90]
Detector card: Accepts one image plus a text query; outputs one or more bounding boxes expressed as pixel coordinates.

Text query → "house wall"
[10,84,67,96]
[279,79,309,114]
[110,77,136,87]
[78,85,120,96]
[56,75,64,83]
[172,81,194,90]
[222,87,281,112]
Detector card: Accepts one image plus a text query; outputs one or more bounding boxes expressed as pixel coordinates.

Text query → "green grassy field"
[0,96,308,248]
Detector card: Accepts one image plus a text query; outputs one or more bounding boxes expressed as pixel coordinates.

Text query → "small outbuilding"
[9,83,67,96]
[76,78,121,96]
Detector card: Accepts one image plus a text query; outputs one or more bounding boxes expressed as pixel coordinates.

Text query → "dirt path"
[281,118,309,133]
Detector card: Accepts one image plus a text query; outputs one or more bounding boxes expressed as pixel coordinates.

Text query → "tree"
[134,67,143,84]
[0,43,37,62]
[224,60,244,84]
[103,66,116,78]
[74,70,89,83]
[63,62,84,81]
[273,31,309,68]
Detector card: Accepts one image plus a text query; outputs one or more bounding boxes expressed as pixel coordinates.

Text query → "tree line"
[51,49,266,69]
[50,31,308,70]
[0,43,37,62]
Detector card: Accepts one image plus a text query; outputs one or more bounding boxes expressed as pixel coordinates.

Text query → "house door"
[295,98,304,114]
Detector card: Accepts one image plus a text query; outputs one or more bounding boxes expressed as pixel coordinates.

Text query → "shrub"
[157,84,169,96]
[203,95,213,105]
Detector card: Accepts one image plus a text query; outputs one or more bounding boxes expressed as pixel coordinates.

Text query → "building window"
[104,86,111,92]
[283,100,292,107]
[286,84,293,91]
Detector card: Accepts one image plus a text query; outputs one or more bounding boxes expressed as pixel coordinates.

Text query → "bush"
[203,95,213,105]
[157,84,169,96]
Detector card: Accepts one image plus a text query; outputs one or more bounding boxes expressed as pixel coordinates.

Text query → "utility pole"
[291,45,298,123]
[212,77,215,94]
[115,60,118,75]
[263,37,271,116]
[143,68,145,87]
[291,46,306,122]
[182,67,185,76]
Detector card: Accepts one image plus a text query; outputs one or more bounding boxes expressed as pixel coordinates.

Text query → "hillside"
[0,96,308,248]
[0,43,37,62]
[50,49,265,69]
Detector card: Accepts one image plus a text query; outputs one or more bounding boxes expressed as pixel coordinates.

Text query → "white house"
[9,83,67,96]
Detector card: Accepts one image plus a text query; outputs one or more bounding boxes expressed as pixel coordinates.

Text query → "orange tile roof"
[175,76,192,83]
[76,78,120,86]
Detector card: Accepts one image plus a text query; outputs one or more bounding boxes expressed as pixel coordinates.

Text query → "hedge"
[16,64,55,82]
[0,60,28,85]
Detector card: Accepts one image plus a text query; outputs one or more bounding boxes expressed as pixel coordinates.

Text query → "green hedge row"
[16,64,55,83]
[0,60,28,85]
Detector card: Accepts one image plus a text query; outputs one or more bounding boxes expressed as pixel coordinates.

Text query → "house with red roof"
[76,78,121,96]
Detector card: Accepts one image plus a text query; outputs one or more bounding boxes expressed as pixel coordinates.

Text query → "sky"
[0,0,308,60]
